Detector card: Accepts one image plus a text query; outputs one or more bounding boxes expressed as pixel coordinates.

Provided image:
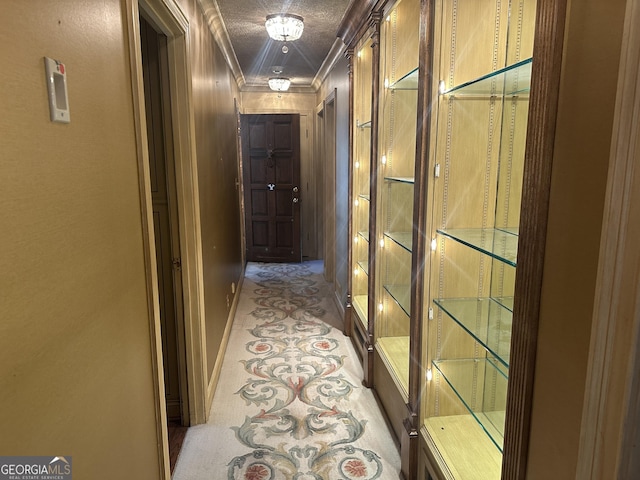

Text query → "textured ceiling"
[215,0,353,89]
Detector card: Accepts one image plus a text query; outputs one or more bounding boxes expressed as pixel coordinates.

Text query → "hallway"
[172,261,401,479]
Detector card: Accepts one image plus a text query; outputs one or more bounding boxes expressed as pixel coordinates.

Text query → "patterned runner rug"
[173,261,401,479]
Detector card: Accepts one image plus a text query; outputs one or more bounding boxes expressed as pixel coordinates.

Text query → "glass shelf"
[385,231,412,252]
[493,296,514,312]
[423,416,502,480]
[389,67,419,90]
[358,193,370,202]
[432,358,507,451]
[384,284,411,316]
[437,228,518,267]
[357,260,369,276]
[384,176,415,184]
[353,294,368,328]
[443,58,532,97]
[496,227,518,236]
[434,297,512,368]
[377,336,410,398]
[358,231,369,243]
[357,120,372,128]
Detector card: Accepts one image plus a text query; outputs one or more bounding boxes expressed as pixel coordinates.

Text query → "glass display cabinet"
[372,0,420,465]
[420,0,536,478]
[349,30,376,382]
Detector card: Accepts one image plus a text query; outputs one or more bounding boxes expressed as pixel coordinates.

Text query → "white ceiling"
[210,0,353,90]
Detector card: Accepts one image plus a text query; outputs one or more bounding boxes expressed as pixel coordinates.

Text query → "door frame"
[125,0,208,474]
[577,0,640,477]
[316,89,338,284]
[138,10,188,425]
[242,106,317,259]
[315,100,326,264]
[240,113,302,262]
[324,90,339,301]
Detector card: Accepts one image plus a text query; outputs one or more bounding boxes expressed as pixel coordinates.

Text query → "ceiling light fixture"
[268,77,291,92]
[265,13,304,42]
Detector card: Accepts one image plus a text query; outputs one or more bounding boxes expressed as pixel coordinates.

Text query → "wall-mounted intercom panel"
[44,57,70,123]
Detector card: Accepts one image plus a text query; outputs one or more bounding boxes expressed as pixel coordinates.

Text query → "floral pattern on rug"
[227,263,383,480]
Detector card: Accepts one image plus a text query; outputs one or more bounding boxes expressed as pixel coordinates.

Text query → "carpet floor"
[172,261,401,479]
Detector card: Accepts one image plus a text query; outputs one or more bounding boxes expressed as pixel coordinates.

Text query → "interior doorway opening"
[138,9,189,472]
[316,91,337,285]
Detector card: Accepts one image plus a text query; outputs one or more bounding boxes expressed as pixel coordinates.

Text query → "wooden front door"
[242,114,301,263]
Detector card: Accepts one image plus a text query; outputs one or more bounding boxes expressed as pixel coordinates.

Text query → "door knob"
[293,186,299,192]
[293,197,299,203]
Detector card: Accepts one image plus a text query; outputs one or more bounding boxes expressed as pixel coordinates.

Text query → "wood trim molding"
[409,0,434,418]
[124,1,171,477]
[143,0,209,429]
[577,0,640,477]
[337,0,380,47]
[312,38,348,91]
[333,290,346,320]
[129,0,210,448]
[345,47,355,338]
[502,0,569,478]
[365,10,381,388]
[323,89,338,286]
[206,267,245,418]
[400,1,436,478]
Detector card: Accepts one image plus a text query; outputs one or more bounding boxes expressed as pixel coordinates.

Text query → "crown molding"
[311,37,347,91]
[197,0,246,89]
[240,84,317,94]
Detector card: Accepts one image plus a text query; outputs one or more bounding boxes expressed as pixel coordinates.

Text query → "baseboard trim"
[204,266,246,420]
[333,289,345,321]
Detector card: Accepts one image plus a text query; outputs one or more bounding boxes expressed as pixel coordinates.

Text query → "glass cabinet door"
[350,34,374,362]
[375,0,420,403]
[421,0,536,478]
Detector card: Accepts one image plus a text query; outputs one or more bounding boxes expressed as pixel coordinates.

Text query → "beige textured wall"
[241,91,317,113]
[526,0,627,477]
[0,0,162,478]
[178,0,244,381]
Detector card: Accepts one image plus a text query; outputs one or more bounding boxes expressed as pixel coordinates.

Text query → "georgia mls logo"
[49,457,71,474]
[0,456,72,479]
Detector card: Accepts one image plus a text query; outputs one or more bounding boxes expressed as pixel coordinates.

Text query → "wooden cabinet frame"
[342,1,385,388]
[342,0,569,478]
[415,0,569,478]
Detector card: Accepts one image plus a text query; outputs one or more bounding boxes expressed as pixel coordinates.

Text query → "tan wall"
[0,0,246,476]
[241,91,317,113]
[526,0,627,477]
[178,0,244,381]
[0,0,162,478]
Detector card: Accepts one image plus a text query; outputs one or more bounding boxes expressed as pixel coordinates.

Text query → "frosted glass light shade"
[265,14,304,41]
[268,77,291,91]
